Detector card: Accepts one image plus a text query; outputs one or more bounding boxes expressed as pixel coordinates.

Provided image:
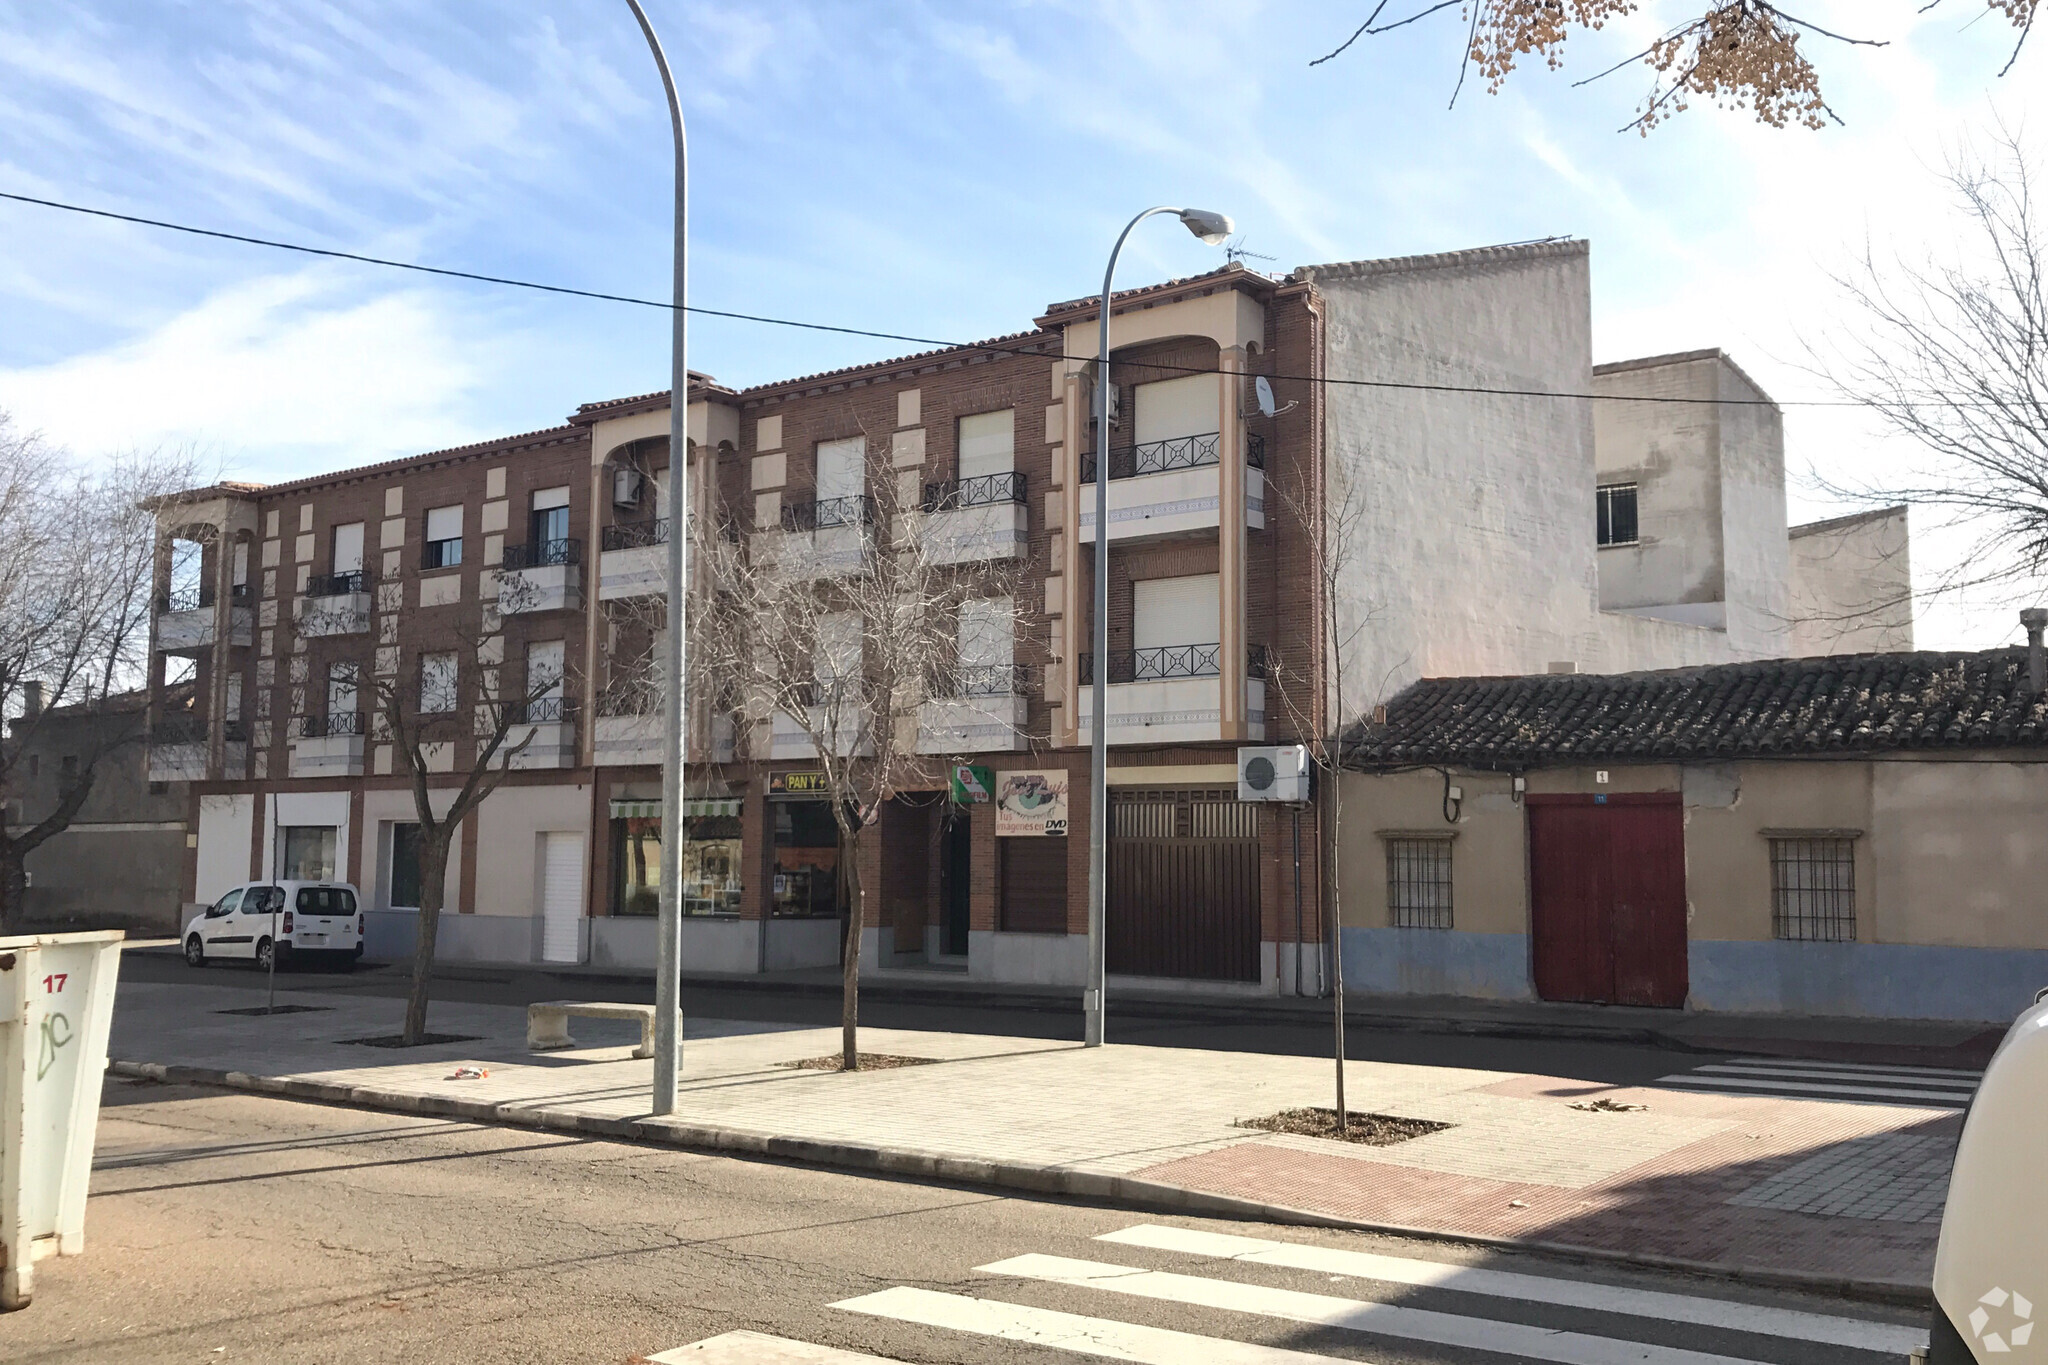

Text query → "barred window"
[1597,482,1639,547]
[1770,836,1857,941]
[1386,838,1453,930]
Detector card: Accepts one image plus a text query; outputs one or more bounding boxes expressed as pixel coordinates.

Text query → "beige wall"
[1683,762,1873,943]
[471,781,592,919]
[1337,768,1525,933]
[1872,758,2048,950]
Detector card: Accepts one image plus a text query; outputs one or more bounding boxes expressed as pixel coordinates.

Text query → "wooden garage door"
[1107,788,1260,982]
[1528,795,1687,1008]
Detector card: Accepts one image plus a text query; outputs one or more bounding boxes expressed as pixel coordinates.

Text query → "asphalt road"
[118,949,1714,1088]
[13,1079,1923,1365]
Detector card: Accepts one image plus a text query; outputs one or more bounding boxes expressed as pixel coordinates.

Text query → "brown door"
[1528,794,1687,1008]
[1107,788,1260,982]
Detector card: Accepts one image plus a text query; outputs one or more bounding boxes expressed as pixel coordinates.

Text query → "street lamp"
[623,0,688,1114]
[1084,206,1234,1049]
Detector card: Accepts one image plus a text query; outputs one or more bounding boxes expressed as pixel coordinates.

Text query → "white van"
[182,881,364,971]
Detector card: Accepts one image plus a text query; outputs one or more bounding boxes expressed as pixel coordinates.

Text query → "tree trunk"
[1328,765,1347,1133]
[840,823,863,1072]
[402,832,454,1045]
[0,844,25,937]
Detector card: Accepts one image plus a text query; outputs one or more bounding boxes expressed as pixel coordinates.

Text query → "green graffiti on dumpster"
[37,1011,73,1081]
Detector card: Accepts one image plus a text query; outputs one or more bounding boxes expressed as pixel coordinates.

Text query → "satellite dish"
[1252,375,1296,419]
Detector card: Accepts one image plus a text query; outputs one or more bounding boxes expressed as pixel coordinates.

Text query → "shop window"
[613,812,743,917]
[389,821,423,909]
[281,825,337,881]
[773,800,843,917]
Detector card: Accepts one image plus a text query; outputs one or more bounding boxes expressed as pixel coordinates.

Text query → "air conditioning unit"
[1238,744,1309,802]
[612,468,643,508]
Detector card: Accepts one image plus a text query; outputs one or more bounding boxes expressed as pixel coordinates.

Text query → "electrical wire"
[3,186,1868,409]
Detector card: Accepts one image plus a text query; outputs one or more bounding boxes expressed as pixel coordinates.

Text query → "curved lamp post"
[623,0,688,1114]
[1084,206,1233,1049]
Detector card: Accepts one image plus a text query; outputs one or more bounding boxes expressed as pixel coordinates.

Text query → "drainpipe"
[2023,608,2048,696]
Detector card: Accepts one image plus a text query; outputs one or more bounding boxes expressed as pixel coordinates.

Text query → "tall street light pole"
[1085,205,1233,1049]
[624,0,688,1114]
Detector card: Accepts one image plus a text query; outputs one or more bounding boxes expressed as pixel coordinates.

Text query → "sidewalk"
[106,977,1955,1303]
[134,942,2001,1068]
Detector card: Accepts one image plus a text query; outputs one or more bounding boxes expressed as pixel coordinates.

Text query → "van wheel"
[184,935,206,968]
[255,938,275,972]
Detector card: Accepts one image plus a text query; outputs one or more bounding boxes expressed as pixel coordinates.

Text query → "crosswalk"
[651,1221,1930,1364]
[1654,1054,1981,1109]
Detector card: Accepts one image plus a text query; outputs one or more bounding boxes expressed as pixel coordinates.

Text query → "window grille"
[1770,837,1857,941]
[1386,838,1453,929]
[1597,482,1639,547]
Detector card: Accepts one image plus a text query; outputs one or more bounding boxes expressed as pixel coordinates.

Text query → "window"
[210,888,244,917]
[1770,836,1857,941]
[772,800,843,917]
[529,486,571,551]
[149,781,168,796]
[425,504,463,569]
[331,521,366,576]
[389,822,423,909]
[296,886,357,916]
[612,811,743,917]
[957,410,1015,480]
[1134,574,1220,651]
[327,662,359,721]
[281,826,337,881]
[1597,483,1639,547]
[814,437,864,502]
[419,651,458,714]
[1386,837,1453,929]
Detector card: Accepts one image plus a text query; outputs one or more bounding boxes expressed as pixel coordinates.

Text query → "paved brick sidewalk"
[107,979,1950,1297]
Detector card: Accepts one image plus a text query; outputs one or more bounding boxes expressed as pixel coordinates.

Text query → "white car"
[183,880,364,971]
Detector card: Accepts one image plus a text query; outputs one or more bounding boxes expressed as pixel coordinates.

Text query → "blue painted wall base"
[1341,927,1534,1002]
[1689,939,2048,1023]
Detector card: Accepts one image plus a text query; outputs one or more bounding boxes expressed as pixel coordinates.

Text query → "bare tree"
[325,572,558,1044]
[1263,457,1372,1133]
[1313,2,2035,134]
[0,412,200,932]
[1813,131,2048,606]
[698,438,1035,1070]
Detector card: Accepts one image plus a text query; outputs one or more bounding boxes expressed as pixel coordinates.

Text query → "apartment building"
[152,239,1910,994]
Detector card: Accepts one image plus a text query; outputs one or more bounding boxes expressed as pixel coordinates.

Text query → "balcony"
[591,686,737,765]
[503,695,578,770]
[147,716,247,781]
[155,584,252,654]
[916,663,1029,754]
[500,539,583,614]
[1075,644,1268,746]
[295,570,372,637]
[1077,431,1266,545]
[288,711,365,777]
[598,519,667,601]
[756,495,874,580]
[918,472,1028,566]
[768,680,872,759]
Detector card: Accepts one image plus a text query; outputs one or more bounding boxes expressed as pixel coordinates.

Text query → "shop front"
[589,794,757,973]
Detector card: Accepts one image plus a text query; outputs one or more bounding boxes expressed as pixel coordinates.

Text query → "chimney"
[2022,609,2048,696]
[21,681,42,717]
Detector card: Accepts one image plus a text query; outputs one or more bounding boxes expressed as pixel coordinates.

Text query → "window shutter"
[1133,374,1216,444]
[331,522,365,573]
[1133,574,1220,650]
[531,486,571,511]
[814,437,864,501]
[426,505,463,541]
[957,410,1015,479]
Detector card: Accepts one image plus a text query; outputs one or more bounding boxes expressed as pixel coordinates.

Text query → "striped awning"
[609,798,740,819]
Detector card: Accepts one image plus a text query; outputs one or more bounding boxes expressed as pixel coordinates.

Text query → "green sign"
[950,764,994,804]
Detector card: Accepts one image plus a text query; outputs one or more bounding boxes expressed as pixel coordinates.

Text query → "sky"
[0,0,2040,649]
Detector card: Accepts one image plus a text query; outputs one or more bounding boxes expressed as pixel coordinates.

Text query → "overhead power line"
[2,187,1860,410]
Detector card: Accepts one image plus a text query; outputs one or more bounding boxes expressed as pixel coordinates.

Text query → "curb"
[109,1057,1933,1311]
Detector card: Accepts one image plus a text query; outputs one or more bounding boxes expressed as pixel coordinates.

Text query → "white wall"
[360,786,462,912]
[194,793,253,903]
[471,781,591,920]
[1788,507,1914,655]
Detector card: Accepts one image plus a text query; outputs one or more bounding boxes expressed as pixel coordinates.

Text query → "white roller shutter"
[539,831,583,964]
[815,437,864,501]
[331,522,365,574]
[1133,374,1216,445]
[959,596,1014,669]
[1134,573,1219,649]
[957,410,1015,479]
[531,486,571,511]
[425,505,464,541]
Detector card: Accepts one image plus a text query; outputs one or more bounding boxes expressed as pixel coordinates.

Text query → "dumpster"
[0,929,123,1311]
[1926,987,2048,1362]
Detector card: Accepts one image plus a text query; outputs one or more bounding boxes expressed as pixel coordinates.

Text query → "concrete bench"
[526,1000,660,1059]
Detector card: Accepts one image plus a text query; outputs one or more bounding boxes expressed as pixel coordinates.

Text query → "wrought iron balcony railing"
[157,583,251,613]
[297,711,365,738]
[151,715,207,745]
[1247,431,1266,470]
[305,569,369,597]
[780,494,875,533]
[1080,431,1221,483]
[929,663,1030,698]
[502,538,582,570]
[510,695,577,725]
[1076,643,1275,685]
[921,471,1026,512]
[601,519,670,551]
[1246,643,1276,680]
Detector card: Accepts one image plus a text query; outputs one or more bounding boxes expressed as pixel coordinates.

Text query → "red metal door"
[1528,795,1686,1008]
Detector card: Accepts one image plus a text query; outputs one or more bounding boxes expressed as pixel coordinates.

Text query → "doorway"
[1106,788,1260,982]
[1527,794,1688,1008]
[539,830,584,964]
[941,814,971,958]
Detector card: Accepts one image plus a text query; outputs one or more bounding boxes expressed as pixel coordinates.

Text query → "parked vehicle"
[182,881,363,971]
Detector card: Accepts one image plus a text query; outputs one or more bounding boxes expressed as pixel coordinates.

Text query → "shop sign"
[769,771,831,796]
[950,764,994,804]
[995,769,1069,837]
